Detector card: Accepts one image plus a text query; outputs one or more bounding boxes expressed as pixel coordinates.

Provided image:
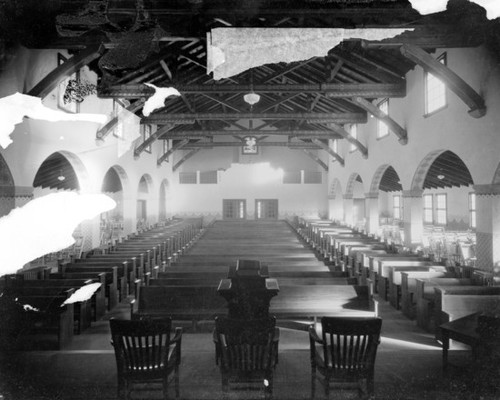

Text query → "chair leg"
[175,366,180,398]
[311,368,316,399]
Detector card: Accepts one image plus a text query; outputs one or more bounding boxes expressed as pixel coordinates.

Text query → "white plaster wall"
[171,162,328,219]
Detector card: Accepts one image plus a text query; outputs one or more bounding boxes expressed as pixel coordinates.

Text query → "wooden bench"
[434,286,500,340]
[369,256,427,295]
[53,267,119,310]
[415,278,474,331]
[1,291,74,350]
[131,285,227,330]
[400,271,456,319]
[269,285,377,319]
[381,263,445,306]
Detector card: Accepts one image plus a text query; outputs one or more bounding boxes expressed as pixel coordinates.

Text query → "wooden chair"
[110,317,182,400]
[213,316,279,399]
[309,316,382,399]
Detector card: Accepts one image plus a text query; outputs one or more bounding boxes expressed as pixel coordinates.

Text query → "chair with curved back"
[110,317,182,400]
[213,316,279,399]
[309,316,382,399]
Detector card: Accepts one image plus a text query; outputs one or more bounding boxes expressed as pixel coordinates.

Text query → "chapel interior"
[0,0,500,399]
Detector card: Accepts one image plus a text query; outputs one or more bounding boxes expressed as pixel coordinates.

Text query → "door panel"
[223,199,246,220]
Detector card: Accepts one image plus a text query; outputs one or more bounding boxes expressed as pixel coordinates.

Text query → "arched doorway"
[0,153,15,217]
[368,164,403,241]
[101,165,128,245]
[137,174,152,230]
[345,173,365,228]
[159,179,171,221]
[411,150,475,262]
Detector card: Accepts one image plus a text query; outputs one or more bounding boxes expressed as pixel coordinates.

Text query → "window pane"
[471,211,476,228]
[425,55,447,114]
[469,193,476,209]
[436,194,446,208]
[424,209,433,223]
[436,210,446,224]
[377,100,389,138]
[424,194,433,208]
[350,124,357,151]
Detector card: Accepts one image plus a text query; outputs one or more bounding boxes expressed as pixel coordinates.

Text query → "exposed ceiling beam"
[157,139,189,165]
[96,98,146,143]
[159,130,341,138]
[400,44,486,118]
[134,123,175,158]
[98,82,406,98]
[352,96,408,144]
[28,45,105,98]
[302,149,328,172]
[326,123,368,158]
[173,149,201,172]
[182,141,322,149]
[311,139,345,166]
[143,112,367,124]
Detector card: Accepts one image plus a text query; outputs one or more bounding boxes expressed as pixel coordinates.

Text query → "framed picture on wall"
[57,53,80,113]
[242,136,258,155]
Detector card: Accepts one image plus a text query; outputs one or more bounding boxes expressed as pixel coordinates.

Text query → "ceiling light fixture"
[243,92,260,105]
[57,170,66,182]
[437,174,445,180]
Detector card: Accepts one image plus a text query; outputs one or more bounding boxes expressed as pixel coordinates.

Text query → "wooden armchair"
[110,317,182,400]
[213,316,279,399]
[309,316,382,399]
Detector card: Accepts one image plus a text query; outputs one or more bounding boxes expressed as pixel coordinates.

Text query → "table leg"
[442,328,449,374]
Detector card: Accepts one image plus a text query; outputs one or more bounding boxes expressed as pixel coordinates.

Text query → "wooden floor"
[0,220,498,399]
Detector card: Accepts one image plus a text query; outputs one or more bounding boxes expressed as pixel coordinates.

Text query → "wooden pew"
[269,285,377,319]
[54,267,119,311]
[355,250,389,285]
[131,285,227,331]
[414,278,474,331]
[380,263,445,305]
[400,271,456,319]
[434,286,500,340]
[369,255,426,295]
[2,290,74,350]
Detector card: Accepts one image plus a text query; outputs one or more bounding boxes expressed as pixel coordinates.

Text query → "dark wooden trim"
[134,123,175,158]
[400,44,486,118]
[326,123,368,158]
[173,149,201,172]
[96,98,146,142]
[157,139,189,165]
[311,139,345,166]
[28,45,105,99]
[98,82,406,98]
[352,96,408,144]
[302,149,328,172]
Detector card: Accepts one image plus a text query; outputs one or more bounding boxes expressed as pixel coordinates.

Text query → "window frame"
[468,192,476,229]
[435,193,447,225]
[377,99,390,139]
[349,124,358,152]
[142,124,152,154]
[393,194,403,220]
[424,52,447,117]
[423,194,434,224]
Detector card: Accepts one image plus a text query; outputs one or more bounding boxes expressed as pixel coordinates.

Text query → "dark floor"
[1,295,498,400]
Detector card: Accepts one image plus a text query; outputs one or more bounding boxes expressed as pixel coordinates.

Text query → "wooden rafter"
[98,82,406,98]
[326,123,368,158]
[143,112,367,123]
[160,130,340,138]
[302,149,328,172]
[352,96,408,144]
[173,149,201,172]
[400,44,486,118]
[134,123,175,158]
[262,58,317,83]
[28,45,105,98]
[182,142,321,149]
[96,98,146,142]
[157,139,189,165]
[311,139,345,166]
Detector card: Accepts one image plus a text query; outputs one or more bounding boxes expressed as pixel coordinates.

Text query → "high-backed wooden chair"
[213,316,279,399]
[309,316,382,399]
[110,317,182,400]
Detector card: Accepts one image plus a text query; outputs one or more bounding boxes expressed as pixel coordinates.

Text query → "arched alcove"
[328,178,343,221]
[101,165,128,245]
[0,153,15,217]
[159,179,171,221]
[137,174,153,229]
[33,151,90,192]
